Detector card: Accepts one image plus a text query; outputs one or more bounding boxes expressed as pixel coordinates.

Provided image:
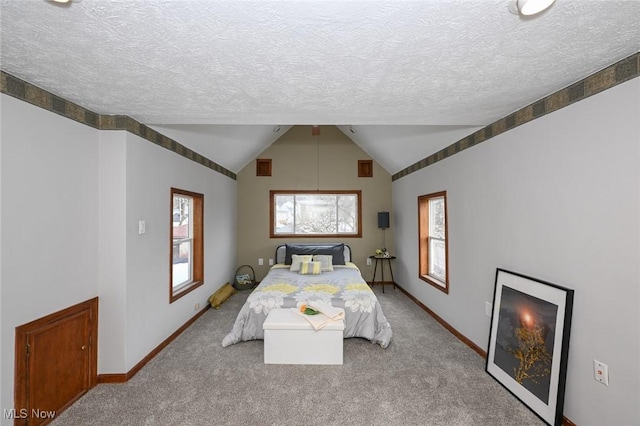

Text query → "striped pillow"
[299,261,322,275]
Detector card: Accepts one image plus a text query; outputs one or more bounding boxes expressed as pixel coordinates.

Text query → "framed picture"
[486,269,574,426]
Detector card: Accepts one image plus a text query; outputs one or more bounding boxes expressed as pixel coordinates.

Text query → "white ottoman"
[263,308,345,365]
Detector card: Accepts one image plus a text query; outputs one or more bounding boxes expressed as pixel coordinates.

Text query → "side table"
[369,255,396,293]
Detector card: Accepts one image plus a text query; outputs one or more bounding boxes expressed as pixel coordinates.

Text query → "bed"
[222,243,392,348]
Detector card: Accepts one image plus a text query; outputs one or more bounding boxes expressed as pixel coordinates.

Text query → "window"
[270,190,362,238]
[418,191,448,293]
[170,188,204,302]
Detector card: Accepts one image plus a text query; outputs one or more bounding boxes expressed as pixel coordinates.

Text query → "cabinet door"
[15,298,97,426]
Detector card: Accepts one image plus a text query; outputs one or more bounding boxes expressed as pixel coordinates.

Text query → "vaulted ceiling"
[1,0,638,174]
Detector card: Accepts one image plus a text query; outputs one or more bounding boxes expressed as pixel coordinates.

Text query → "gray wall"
[1,94,100,418]
[0,93,237,423]
[392,78,640,425]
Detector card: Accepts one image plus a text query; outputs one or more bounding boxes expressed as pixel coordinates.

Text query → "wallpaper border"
[0,71,236,180]
[392,52,640,181]
[3,51,637,184]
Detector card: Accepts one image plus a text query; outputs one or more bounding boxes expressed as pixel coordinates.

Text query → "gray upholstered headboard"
[275,243,352,264]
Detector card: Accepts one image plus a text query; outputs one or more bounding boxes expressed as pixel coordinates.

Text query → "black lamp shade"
[378,212,389,229]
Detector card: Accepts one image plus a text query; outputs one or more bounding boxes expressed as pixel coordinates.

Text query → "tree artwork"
[487,270,574,425]
[510,320,552,385]
[492,286,558,405]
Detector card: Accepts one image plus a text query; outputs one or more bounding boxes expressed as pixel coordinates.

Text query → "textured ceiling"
[1,0,639,173]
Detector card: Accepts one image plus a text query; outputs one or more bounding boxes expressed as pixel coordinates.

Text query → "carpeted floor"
[52,286,544,426]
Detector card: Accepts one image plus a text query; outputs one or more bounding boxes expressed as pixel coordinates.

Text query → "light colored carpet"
[52,287,544,426]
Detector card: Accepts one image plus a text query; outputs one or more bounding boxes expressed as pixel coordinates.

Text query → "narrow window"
[270,190,362,238]
[418,191,449,293]
[170,188,204,302]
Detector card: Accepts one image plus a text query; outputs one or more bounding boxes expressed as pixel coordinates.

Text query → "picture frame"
[486,268,574,426]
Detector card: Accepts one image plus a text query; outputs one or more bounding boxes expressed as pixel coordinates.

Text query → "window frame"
[170,187,204,303]
[418,191,449,293]
[269,190,362,238]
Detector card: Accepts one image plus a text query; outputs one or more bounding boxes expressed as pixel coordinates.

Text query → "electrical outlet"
[138,220,146,235]
[269,258,274,266]
[485,301,492,317]
[194,303,200,311]
[258,258,264,266]
[594,360,609,386]
[366,257,372,266]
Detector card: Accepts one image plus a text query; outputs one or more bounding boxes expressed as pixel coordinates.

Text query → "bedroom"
[1,1,639,425]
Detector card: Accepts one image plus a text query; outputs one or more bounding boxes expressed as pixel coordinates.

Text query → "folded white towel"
[308,301,345,321]
[292,308,333,330]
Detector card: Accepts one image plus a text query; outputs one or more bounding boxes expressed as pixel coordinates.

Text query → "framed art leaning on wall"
[486,268,574,426]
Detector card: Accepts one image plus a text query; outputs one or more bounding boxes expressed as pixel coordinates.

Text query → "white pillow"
[290,254,313,272]
[313,254,334,272]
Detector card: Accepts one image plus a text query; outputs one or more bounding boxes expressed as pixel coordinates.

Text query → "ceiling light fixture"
[47,0,74,6]
[508,0,555,16]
